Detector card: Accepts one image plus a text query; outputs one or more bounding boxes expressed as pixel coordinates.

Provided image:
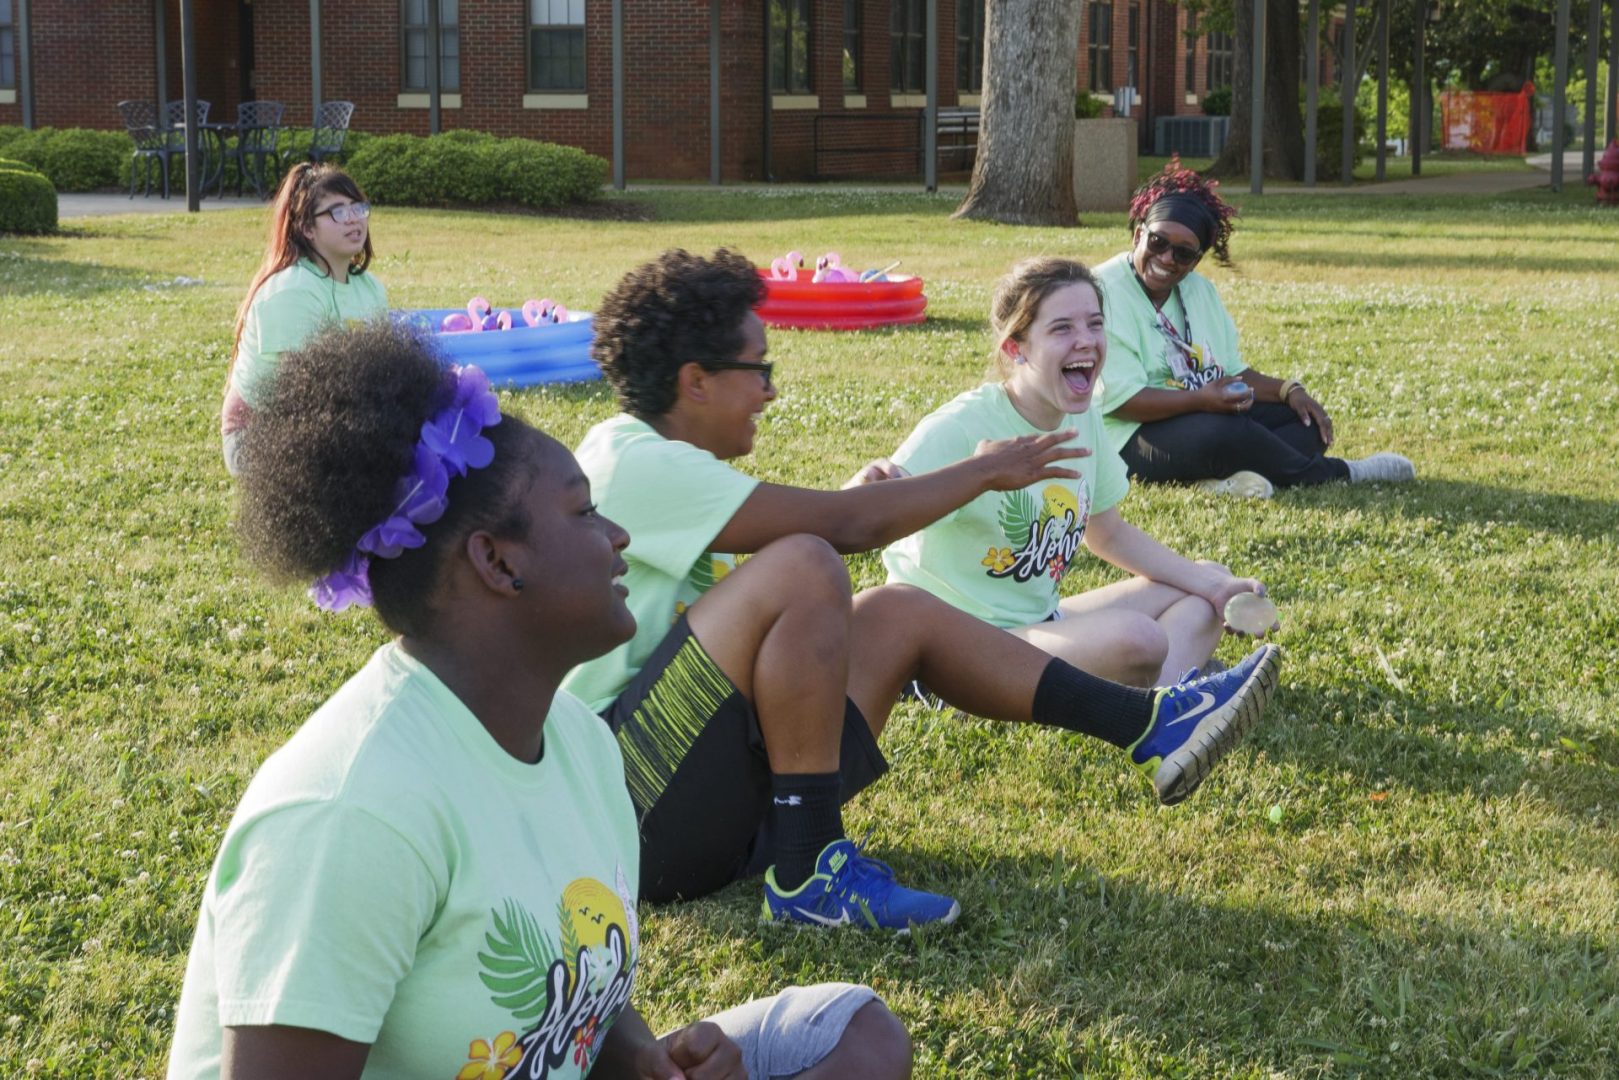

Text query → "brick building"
[0,1,1343,181]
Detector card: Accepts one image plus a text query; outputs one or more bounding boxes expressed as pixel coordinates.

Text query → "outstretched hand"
[971,431,1088,492]
[633,1022,744,1080]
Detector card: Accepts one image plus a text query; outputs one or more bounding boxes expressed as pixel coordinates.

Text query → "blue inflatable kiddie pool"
[397,307,600,388]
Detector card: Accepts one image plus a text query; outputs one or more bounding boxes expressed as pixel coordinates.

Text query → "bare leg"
[789,1000,912,1080]
[687,534,851,773]
[848,584,1063,736]
[1015,564,1227,685]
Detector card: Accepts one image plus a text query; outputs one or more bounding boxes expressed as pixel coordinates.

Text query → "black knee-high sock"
[770,772,844,891]
[1031,658,1156,749]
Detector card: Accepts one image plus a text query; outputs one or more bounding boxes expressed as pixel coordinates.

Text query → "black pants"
[1120,402,1351,489]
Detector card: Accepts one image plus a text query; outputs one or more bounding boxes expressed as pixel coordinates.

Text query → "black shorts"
[601,615,889,904]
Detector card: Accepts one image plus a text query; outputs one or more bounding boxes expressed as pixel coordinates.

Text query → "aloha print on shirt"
[985,480,1092,585]
[461,866,640,1080]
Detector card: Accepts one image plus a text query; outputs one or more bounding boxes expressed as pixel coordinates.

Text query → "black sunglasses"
[1144,229,1203,267]
[705,360,774,389]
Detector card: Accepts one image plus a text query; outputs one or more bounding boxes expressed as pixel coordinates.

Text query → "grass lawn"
[2,182,1617,1078]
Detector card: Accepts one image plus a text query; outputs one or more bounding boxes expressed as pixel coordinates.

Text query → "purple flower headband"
[310,364,502,612]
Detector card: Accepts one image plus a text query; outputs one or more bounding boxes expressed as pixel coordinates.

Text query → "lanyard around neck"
[1132,268,1192,344]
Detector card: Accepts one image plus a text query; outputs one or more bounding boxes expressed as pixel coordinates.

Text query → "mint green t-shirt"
[231,258,389,409]
[561,415,760,712]
[1094,252,1245,454]
[882,383,1130,629]
[167,642,640,1080]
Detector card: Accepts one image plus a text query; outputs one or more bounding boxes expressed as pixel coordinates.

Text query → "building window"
[402,0,460,92]
[529,0,585,91]
[956,0,984,93]
[1087,1,1112,94]
[0,0,14,90]
[890,0,924,93]
[843,0,862,91]
[1125,2,1139,89]
[1207,29,1233,91]
[771,0,812,94]
[1184,10,1198,93]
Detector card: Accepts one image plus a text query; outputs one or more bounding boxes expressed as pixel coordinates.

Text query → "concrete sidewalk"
[1247,150,1601,197]
[59,192,265,217]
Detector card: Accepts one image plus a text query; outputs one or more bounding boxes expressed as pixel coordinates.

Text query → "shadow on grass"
[1257,246,1611,275]
[1256,679,1618,821]
[1276,477,1619,546]
[0,244,166,298]
[649,848,1618,1076]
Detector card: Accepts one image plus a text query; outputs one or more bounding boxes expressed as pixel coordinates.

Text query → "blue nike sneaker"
[762,838,960,932]
[1131,643,1282,805]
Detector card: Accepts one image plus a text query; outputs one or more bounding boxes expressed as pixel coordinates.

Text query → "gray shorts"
[685,982,877,1079]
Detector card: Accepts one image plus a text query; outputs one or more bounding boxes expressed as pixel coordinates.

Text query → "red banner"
[1440,84,1534,155]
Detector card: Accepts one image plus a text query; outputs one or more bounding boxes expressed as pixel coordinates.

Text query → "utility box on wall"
[1074,118,1138,212]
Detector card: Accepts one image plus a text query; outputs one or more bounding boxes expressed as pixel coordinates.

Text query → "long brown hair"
[230,163,375,362]
[989,257,1103,378]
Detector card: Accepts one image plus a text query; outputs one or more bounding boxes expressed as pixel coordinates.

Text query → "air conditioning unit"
[1154,116,1230,156]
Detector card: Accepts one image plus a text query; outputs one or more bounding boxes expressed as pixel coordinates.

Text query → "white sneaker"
[1194,470,1275,498]
[1345,452,1415,483]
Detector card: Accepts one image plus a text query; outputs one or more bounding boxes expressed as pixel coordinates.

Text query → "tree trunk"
[954,0,1082,225]
[1207,0,1306,180]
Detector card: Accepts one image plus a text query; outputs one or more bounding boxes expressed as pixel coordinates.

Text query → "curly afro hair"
[590,248,767,418]
[235,320,542,638]
[1127,156,1239,267]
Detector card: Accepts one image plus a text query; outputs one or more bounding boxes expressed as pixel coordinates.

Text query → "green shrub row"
[0,164,58,234]
[346,131,606,210]
[0,125,369,195]
[0,126,127,191]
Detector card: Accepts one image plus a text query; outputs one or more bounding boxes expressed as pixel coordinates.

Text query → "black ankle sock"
[1031,658,1156,749]
[770,772,844,891]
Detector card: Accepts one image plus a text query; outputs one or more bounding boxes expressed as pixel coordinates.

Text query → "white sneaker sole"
[1155,643,1283,805]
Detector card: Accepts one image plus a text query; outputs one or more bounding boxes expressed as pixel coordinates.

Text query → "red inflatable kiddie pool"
[755,268,928,331]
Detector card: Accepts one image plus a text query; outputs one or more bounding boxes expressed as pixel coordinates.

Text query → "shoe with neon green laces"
[1131,643,1282,805]
[762,838,959,932]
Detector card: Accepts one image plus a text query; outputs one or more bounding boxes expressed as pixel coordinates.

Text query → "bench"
[809,106,980,179]
[935,107,980,171]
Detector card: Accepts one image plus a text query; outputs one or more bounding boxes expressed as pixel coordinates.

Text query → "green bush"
[115,129,375,198]
[346,131,605,210]
[0,124,375,196]
[1074,90,1106,120]
[0,167,58,234]
[1311,89,1368,178]
[39,128,128,191]
[0,127,128,191]
[1202,86,1233,117]
[0,156,37,174]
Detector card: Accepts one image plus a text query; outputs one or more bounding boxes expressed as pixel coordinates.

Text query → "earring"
[511,578,525,593]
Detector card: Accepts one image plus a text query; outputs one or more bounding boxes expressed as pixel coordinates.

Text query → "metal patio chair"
[305,101,355,164]
[229,100,286,198]
[117,100,176,198]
